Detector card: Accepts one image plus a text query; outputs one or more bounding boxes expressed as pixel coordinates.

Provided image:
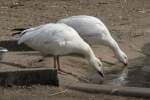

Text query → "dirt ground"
[0,0,150,99]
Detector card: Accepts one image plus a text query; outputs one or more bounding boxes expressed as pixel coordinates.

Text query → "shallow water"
[87,56,150,88]
[109,43,150,88]
[87,43,150,88]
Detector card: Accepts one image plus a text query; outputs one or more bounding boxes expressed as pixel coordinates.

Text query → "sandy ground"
[0,0,150,99]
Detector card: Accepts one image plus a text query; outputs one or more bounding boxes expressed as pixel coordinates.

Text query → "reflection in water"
[87,43,150,88]
[125,43,150,87]
[126,65,150,87]
[110,67,128,86]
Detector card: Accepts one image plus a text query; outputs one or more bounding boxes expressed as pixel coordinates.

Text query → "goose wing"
[18,23,77,44]
[58,15,109,36]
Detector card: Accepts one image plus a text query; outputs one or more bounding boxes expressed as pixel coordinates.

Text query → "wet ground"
[87,42,150,88]
[0,0,150,99]
[106,42,150,88]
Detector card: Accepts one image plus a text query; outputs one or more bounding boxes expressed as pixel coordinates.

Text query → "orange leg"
[56,56,73,75]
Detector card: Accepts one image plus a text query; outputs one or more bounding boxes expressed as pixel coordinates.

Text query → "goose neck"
[83,45,96,62]
[107,38,122,56]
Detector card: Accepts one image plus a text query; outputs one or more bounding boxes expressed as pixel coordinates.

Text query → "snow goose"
[18,23,104,77]
[57,15,128,65]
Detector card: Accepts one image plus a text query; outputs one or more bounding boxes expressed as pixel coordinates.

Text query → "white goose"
[18,23,104,77]
[57,15,128,65]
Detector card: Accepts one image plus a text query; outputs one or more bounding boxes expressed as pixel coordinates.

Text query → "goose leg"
[56,56,63,71]
[53,56,57,69]
[54,56,66,75]
[56,56,73,75]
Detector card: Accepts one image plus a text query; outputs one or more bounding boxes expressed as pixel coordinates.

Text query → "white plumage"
[57,15,128,65]
[18,23,104,77]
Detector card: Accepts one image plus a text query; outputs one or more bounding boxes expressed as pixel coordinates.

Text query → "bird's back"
[18,23,87,55]
[58,15,111,45]
[58,15,109,35]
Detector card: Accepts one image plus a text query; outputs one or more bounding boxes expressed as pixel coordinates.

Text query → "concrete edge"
[0,68,59,87]
[66,82,150,98]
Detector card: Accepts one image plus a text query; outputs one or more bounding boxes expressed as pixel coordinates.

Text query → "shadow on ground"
[0,40,33,51]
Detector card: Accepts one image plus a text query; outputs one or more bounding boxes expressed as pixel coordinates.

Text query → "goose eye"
[124,56,127,59]
[98,63,102,66]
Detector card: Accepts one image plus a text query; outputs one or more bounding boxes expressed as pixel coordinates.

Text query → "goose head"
[89,57,104,78]
[116,50,128,66]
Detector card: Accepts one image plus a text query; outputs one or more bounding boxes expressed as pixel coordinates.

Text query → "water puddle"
[86,43,150,88]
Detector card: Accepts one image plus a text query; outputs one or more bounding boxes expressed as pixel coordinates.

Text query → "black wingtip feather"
[11,28,28,31]
[12,32,22,36]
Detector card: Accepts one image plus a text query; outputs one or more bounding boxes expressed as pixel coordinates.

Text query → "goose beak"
[97,70,104,78]
[123,61,128,66]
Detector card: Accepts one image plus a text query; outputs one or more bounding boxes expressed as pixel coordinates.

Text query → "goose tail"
[11,28,28,36]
